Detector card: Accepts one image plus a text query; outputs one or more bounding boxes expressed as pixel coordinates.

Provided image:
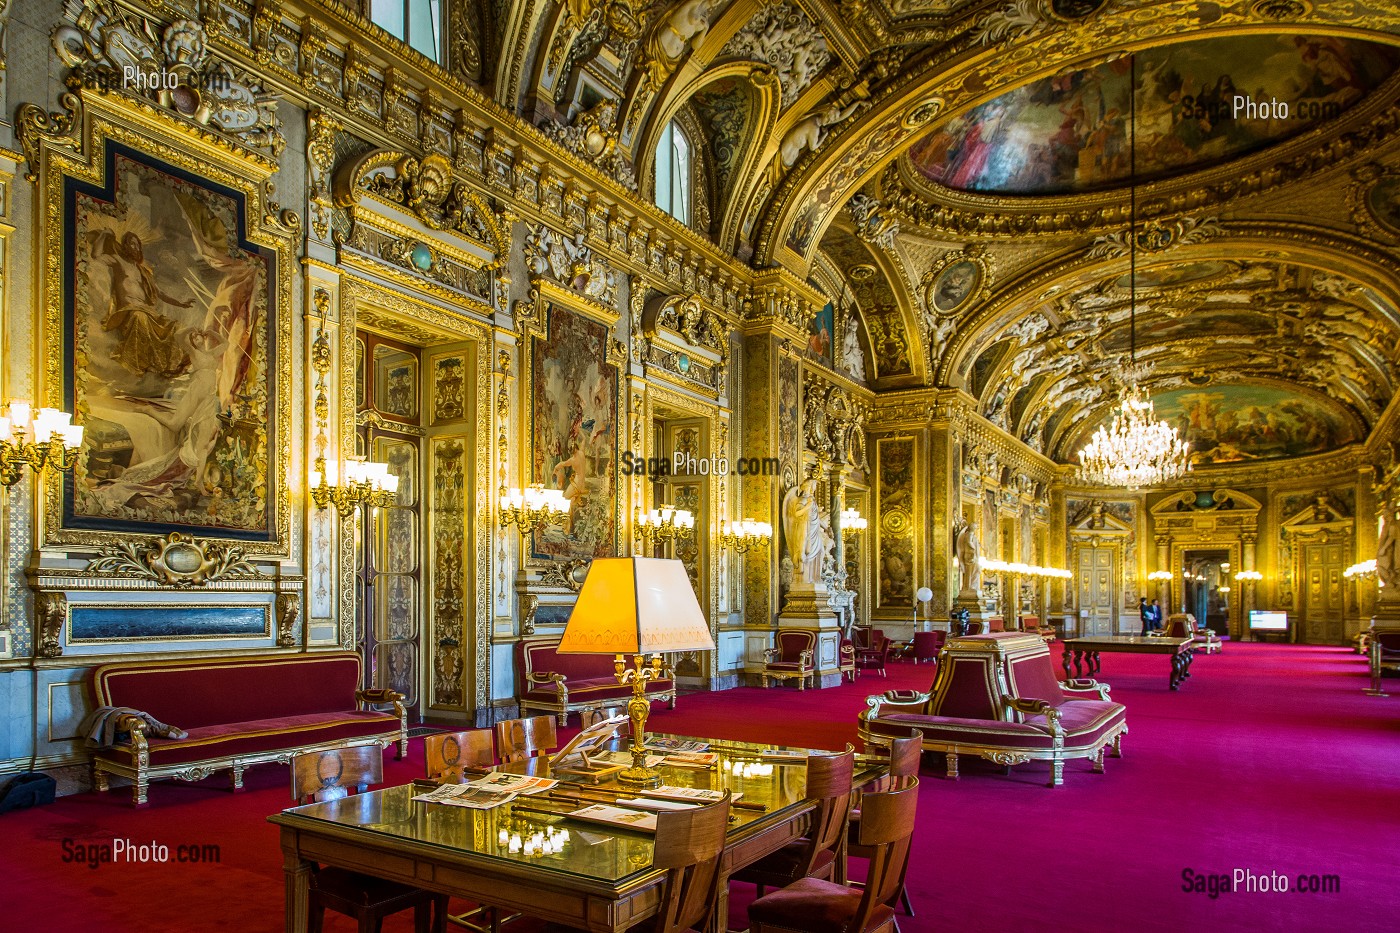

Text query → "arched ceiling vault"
[756,17,1400,269]
[484,1,1400,474]
[948,236,1400,467]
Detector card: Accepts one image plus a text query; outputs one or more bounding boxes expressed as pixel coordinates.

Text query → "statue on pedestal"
[783,477,828,586]
[1377,508,1399,594]
[956,522,982,597]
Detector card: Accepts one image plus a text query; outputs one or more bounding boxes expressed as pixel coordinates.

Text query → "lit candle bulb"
[508,834,522,853]
[498,828,509,846]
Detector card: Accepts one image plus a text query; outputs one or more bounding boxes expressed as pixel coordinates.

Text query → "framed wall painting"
[520,280,624,563]
[38,105,293,554]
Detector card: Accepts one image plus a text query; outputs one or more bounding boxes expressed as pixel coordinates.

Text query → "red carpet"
[2,642,1395,932]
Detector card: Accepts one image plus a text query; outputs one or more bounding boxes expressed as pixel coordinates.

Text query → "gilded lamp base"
[615,654,664,788]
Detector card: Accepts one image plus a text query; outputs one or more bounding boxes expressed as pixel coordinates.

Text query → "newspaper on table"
[565,804,658,832]
[550,714,629,767]
[467,772,558,795]
[640,785,737,804]
[598,750,665,769]
[412,783,516,810]
[643,738,710,754]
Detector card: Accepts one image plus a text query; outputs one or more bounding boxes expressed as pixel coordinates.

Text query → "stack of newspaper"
[412,772,558,810]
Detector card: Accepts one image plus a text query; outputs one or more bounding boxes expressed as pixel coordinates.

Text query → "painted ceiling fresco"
[905,35,1400,195]
[1097,386,1362,465]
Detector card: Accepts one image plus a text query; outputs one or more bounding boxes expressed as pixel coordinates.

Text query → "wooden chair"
[424,730,495,783]
[290,747,447,933]
[749,778,919,933]
[730,745,855,896]
[494,715,558,763]
[530,793,731,933]
[843,736,921,915]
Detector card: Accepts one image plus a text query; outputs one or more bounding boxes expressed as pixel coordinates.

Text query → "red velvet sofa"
[516,637,676,725]
[859,633,1127,787]
[90,652,405,806]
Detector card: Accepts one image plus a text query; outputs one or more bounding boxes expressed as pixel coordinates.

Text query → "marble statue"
[956,523,982,594]
[1377,509,1399,591]
[783,477,827,585]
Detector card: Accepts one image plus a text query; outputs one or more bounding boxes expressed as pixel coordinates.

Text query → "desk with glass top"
[269,735,883,933]
[1061,635,1196,690]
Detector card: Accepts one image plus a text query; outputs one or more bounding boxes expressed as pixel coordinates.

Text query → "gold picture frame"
[33,91,295,555]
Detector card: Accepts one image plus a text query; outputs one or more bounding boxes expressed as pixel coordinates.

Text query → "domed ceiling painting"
[906,35,1400,195]
[1089,386,1362,466]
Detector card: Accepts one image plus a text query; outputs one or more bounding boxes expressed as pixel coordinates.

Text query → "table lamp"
[557,557,714,787]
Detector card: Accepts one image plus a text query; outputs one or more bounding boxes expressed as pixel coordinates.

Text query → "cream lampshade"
[558,557,713,785]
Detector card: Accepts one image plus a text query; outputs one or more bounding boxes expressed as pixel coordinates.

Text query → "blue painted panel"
[69,605,269,642]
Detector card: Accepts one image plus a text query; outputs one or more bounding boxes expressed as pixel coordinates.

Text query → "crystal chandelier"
[1078,53,1190,489]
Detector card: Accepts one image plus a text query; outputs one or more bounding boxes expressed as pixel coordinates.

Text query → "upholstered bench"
[516,637,676,725]
[859,633,1127,787]
[90,653,406,806]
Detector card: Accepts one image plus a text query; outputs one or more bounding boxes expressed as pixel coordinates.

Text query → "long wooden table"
[1061,635,1196,690]
[269,735,883,933]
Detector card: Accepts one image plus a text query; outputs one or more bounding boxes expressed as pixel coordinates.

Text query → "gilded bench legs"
[945,751,959,780]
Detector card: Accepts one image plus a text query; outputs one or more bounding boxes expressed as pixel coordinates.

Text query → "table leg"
[1062,648,1071,680]
[280,829,312,933]
[1169,653,1182,690]
[1184,648,1195,679]
[1089,651,1101,677]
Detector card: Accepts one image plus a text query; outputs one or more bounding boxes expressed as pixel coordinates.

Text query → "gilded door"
[1076,547,1115,635]
[1299,539,1347,644]
[356,333,424,715]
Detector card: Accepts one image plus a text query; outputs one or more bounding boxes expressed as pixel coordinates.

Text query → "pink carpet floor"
[2,642,1395,932]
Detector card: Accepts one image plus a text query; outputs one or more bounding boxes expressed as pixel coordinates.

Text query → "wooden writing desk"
[1061,635,1196,690]
[269,734,883,933]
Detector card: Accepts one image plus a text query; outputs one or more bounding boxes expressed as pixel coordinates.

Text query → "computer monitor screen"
[1249,610,1288,631]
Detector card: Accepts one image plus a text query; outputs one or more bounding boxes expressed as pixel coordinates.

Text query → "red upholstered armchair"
[1163,612,1221,654]
[763,631,816,690]
[517,638,676,726]
[859,633,1128,787]
[854,633,895,677]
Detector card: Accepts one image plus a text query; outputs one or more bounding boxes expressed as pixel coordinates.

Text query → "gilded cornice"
[169,0,756,310]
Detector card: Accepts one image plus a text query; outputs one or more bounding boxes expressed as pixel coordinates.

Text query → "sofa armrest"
[1005,698,1063,733]
[357,688,407,719]
[864,690,930,719]
[1061,679,1112,701]
[527,671,568,686]
[116,713,150,764]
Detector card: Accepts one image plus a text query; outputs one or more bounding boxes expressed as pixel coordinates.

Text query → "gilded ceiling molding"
[754,0,1400,271]
[631,61,781,254]
[52,1,285,158]
[938,225,1400,389]
[1086,215,1223,260]
[541,97,637,188]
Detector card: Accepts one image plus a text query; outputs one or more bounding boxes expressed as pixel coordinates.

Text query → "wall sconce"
[307,311,396,517]
[310,457,399,517]
[1234,570,1264,583]
[840,507,868,533]
[636,506,694,542]
[0,401,84,486]
[500,483,571,532]
[719,519,772,553]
